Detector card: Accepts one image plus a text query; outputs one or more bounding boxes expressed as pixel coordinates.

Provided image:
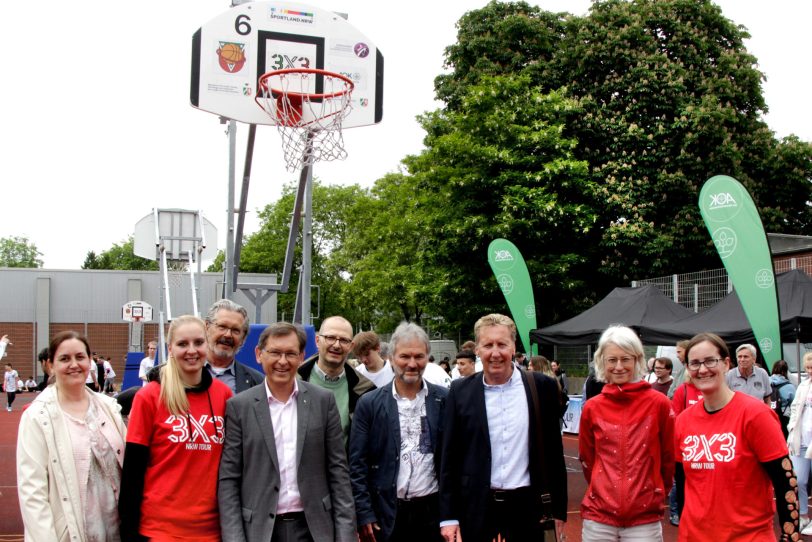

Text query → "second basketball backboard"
[190,1,383,128]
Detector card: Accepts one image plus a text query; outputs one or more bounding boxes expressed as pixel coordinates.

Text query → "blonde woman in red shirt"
[119,315,233,541]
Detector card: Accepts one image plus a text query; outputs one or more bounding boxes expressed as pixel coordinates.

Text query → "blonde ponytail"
[159,315,206,416]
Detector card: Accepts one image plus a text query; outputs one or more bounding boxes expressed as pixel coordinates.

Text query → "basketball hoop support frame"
[228,124,315,326]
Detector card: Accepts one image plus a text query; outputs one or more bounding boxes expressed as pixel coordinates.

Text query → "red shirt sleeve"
[127,382,158,446]
[672,384,686,416]
[747,404,789,463]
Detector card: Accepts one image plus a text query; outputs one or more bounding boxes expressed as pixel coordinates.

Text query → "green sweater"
[308,369,351,439]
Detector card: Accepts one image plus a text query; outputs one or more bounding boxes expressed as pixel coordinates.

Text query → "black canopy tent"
[530,285,694,346]
[638,269,812,345]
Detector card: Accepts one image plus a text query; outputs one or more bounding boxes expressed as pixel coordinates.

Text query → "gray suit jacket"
[218,381,356,542]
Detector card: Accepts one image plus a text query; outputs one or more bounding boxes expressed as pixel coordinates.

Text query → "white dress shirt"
[265,380,303,514]
[484,367,531,489]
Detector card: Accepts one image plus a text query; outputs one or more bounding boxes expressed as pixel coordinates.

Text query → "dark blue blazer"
[438,370,567,542]
[348,380,448,540]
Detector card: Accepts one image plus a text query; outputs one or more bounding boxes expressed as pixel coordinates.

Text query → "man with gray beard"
[204,299,264,394]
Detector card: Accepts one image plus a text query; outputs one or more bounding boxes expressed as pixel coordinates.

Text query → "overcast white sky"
[2,0,809,269]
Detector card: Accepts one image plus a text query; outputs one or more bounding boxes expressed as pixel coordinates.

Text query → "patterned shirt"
[393,381,437,498]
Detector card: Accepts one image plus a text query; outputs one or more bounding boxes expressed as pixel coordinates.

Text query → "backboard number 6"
[235,14,251,36]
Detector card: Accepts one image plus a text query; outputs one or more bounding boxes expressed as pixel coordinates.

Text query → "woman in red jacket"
[579,325,675,541]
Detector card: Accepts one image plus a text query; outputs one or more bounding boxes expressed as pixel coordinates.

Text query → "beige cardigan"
[17,385,126,542]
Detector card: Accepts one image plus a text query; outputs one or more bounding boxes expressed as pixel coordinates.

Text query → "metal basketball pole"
[293,133,315,326]
[223,118,237,300]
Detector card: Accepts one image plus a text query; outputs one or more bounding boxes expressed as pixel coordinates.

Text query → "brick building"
[0,268,277,381]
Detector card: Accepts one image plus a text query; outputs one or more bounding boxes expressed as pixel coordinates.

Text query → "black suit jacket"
[232,360,264,394]
[438,369,567,541]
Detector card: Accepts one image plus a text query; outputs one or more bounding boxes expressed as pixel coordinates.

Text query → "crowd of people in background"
[7,299,812,542]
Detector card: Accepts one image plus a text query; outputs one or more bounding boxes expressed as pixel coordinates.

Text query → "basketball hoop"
[256,68,354,171]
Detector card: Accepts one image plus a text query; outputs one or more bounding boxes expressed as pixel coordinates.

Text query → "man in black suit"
[438,314,567,542]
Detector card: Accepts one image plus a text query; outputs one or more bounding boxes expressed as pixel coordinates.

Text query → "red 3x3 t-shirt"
[675,392,785,542]
[127,380,233,541]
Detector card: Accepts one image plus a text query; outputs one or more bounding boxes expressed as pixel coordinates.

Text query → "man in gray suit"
[218,322,356,542]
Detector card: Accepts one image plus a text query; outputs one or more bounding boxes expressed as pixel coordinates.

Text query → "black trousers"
[483,487,543,542]
[271,512,314,542]
[389,492,443,542]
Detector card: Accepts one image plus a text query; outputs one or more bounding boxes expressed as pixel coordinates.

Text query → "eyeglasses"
[605,356,635,366]
[262,350,301,362]
[211,323,244,338]
[319,334,352,347]
[687,358,723,371]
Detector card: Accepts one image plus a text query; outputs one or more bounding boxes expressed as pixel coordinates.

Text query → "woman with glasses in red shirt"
[675,332,798,541]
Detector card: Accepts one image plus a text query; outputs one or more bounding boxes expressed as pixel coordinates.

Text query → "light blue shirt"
[484,366,530,489]
[206,360,236,394]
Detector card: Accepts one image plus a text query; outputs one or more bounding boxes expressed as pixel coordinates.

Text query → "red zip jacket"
[579,380,676,527]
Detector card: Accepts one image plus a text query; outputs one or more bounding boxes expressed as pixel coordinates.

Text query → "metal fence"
[633,255,812,312]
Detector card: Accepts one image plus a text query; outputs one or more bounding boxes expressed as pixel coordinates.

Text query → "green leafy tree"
[82,237,158,270]
[402,75,597,330]
[0,236,43,268]
[426,0,811,321]
[232,181,372,327]
[335,172,443,329]
[554,0,810,280]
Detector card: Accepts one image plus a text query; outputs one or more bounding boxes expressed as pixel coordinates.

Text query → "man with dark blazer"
[218,322,356,542]
[439,314,567,542]
[349,322,448,542]
[204,299,264,394]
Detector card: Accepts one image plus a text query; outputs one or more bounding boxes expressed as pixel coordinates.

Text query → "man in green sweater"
[297,315,375,441]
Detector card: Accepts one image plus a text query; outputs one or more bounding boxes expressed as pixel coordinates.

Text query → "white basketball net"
[256,70,354,172]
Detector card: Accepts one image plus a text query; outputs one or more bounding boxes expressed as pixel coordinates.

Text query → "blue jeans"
[668,480,679,518]
[793,448,812,515]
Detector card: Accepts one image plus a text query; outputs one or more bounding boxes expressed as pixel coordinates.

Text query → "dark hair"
[771,359,789,378]
[48,331,91,362]
[456,349,476,361]
[685,332,730,363]
[37,348,49,363]
[654,357,673,371]
[257,322,306,353]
